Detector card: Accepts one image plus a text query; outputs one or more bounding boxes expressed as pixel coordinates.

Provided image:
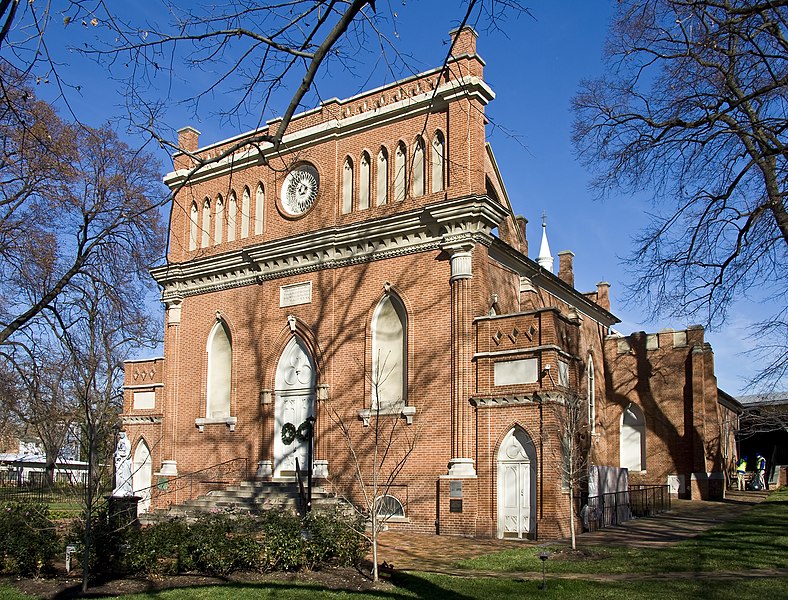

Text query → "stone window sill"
[359,406,416,427]
[195,416,237,432]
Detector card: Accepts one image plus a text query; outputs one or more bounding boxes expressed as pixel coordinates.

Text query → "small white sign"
[133,391,156,410]
[494,358,538,386]
[280,281,312,307]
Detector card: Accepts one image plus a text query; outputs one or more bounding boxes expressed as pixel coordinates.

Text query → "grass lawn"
[1,575,786,599]
[457,487,788,574]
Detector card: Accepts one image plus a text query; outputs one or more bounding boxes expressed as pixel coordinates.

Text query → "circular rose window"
[280,164,319,216]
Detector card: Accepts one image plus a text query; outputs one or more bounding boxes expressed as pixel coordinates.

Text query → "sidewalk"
[374,490,772,572]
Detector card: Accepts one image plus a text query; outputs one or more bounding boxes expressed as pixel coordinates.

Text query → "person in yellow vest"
[736,456,747,491]
[755,453,767,490]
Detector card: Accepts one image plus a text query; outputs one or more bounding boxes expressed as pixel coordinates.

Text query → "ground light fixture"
[539,551,549,590]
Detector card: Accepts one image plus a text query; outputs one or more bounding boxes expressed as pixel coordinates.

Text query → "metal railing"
[138,457,250,510]
[579,484,671,531]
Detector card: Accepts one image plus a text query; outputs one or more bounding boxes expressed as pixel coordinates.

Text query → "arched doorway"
[497,427,537,539]
[620,403,646,471]
[132,439,152,514]
[274,337,316,478]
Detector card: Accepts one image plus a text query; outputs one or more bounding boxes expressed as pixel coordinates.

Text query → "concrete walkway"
[374,490,774,575]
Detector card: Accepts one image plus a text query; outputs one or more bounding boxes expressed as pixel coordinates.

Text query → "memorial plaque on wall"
[449,499,463,513]
[280,281,312,307]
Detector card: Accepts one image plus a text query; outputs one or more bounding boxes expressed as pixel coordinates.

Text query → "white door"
[132,440,152,514]
[274,338,315,478]
[497,428,537,539]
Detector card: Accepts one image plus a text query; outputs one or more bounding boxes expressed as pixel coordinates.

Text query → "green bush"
[302,509,367,568]
[0,502,59,575]
[71,506,366,577]
[124,518,193,575]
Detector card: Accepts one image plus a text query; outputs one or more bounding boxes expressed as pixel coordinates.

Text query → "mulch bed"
[3,563,385,599]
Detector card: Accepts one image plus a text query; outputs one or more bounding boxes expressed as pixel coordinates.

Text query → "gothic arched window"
[587,355,596,435]
[412,136,425,197]
[201,198,211,248]
[431,131,445,192]
[376,147,388,206]
[207,320,232,419]
[394,142,406,202]
[255,183,264,235]
[241,186,250,238]
[372,294,407,411]
[342,157,354,214]
[214,194,224,244]
[227,191,237,242]
[189,201,199,250]
[359,152,370,210]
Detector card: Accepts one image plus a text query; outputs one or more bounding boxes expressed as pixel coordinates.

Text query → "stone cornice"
[152,195,509,300]
[164,75,495,189]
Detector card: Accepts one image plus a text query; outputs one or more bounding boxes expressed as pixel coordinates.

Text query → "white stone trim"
[359,406,417,427]
[123,383,164,390]
[153,196,508,301]
[195,416,238,432]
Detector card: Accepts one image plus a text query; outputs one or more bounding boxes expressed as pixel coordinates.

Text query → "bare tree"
[542,391,590,550]
[0,68,167,345]
[325,353,418,583]
[573,0,788,391]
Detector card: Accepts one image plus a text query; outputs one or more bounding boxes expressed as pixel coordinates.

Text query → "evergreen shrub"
[0,502,59,575]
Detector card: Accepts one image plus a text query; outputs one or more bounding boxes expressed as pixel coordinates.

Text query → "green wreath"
[281,422,297,445]
[296,420,313,443]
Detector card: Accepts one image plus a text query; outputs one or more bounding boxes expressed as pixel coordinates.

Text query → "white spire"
[536,213,553,272]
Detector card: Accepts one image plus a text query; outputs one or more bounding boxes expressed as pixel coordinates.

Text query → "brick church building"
[122,27,740,539]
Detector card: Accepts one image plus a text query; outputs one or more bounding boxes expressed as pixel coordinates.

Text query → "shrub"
[0,502,59,575]
[303,509,367,568]
[257,510,306,572]
[124,519,193,575]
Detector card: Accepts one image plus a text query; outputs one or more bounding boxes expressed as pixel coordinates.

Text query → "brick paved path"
[373,490,774,576]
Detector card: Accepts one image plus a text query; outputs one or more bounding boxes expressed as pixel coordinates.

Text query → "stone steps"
[140,480,343,524]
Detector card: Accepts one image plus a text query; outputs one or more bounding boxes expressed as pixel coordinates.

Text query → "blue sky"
[29,1,764,394]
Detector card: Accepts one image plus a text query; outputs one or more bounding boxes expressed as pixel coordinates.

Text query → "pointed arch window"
[201,198,211,248]
[214,194,224,244]
[587,355,596,435]
[412,136,425,197]
[227,192,237,242]
[207,320,232,419]
[132,439,152,514]
[394,142,406,202]
[189,201,199,250]
[359,152,370,210]
[376,147,388,206]
[255,183,264,235]
[371,294,407,412]
[342,157,354,214]
[431,131,445,192]
[620,403,646,471]
[241,186,250,238]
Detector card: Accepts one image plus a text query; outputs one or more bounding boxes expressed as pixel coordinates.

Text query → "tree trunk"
[569,483,576,551]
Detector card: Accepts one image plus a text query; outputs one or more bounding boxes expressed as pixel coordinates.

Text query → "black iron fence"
[0,476,93,505]
[579,484,671,531]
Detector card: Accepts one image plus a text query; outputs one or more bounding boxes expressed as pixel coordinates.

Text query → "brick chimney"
[557,250,575,288]
[516,215,528,256]
[449,26,478,56]
[177,126,200,153]
[596,282,611,312]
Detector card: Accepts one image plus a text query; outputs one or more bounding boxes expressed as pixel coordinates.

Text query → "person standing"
[736,456,748,491]
[755,453,767,490]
